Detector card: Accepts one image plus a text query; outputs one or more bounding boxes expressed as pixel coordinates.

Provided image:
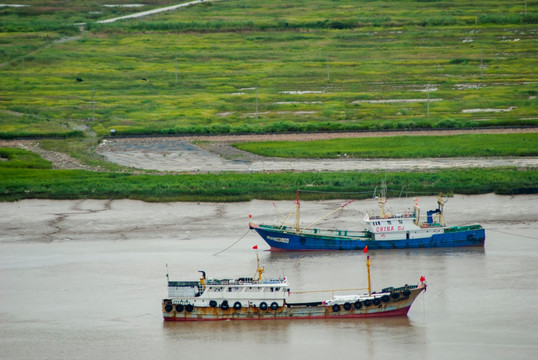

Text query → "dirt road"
[2,128,536,172]
[95,128,538,173]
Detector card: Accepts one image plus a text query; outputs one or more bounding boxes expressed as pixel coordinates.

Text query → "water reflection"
[162,316,425,355]
[266,246,485,262]
[161,316,428,360]
[163,319,291,343]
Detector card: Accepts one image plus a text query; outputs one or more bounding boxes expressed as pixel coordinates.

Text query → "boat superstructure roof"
[366,211,417,221]
[205,277,288,287]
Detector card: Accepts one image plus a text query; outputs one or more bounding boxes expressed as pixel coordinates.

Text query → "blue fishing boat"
[249,191,485,251]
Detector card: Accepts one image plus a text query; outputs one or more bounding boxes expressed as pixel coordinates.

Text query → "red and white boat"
[162,250,426,321]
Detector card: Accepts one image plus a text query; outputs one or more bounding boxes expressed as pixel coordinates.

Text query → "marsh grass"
[234,133,538,158]
[0,147,52,169]
[0,0,536,138]
[0,160,535,202]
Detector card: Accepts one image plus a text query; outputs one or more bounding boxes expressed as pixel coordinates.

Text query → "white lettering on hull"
[267,236,290,244]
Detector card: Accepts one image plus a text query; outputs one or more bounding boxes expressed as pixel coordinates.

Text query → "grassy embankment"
[1,0,536,139]
[1,147,536,202]
[234,133,538,158]
[0,1,535,202]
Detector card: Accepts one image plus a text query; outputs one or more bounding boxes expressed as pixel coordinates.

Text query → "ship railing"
[206,278,286,286]
[382,284,418,292]
[444,224,483,232]
[301,228,367,237]
[291,287,369,298]
[368,212,416,220]
[268,225,368,238]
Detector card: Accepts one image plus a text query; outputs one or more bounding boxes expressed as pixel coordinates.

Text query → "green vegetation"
[1,1,537,138]
[38,137,127,171]
[0,147,52,169]
[0,154,535,202]
[235,133,538,158]
[0,1,535,203]
[0,111,84,139]
[0,1,170,32]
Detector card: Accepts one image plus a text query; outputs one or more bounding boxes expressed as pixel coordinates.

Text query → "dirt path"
[180,127,537,143]
[0,140,102,171]
[2,128,536,172]
[96,128,538,173]
[187,128,538,160]
[96,0,213,24]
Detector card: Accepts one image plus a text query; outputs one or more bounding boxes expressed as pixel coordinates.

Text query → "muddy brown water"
[1,194,537,359]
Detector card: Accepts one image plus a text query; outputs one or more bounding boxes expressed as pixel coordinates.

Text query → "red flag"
[253,245,258,250]
[420,276,425,282]
[363,246,368,254]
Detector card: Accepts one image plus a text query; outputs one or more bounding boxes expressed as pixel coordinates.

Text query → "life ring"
[209,300,217,308]
[390,292,400,299]
[259,302,268,310]
[220,301,229,310]
[354,301,362,310]
[233,301,242,310]
[270,302,279,310]
[343,302,352,311]
[185,304,194,312]
[332,304,341,312]
[363,299,372,307]
[381,295,390,303]
[175,304,184,312]
[164,304,173,313]
[373,298,381,306]
[403,289,411,297]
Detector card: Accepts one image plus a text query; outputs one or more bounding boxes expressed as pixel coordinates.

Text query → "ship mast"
[254,252,264,281]
[365,246,371,296]
[437,193,446,226]
[414,198,421,226]
[378,192,387,218]
[295,189,300,234]
[377,182,387,218]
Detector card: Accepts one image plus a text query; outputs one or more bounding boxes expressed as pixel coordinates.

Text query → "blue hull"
[251,225,485,250]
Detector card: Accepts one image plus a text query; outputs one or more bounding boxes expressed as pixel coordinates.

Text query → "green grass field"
[0,1,536,202]
[0,148,536,202]
[1,0,536,138]
[234,133,538,158]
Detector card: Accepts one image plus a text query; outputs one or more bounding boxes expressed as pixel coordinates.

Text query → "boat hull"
[251,224,485,250]
[163,286,424,321]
